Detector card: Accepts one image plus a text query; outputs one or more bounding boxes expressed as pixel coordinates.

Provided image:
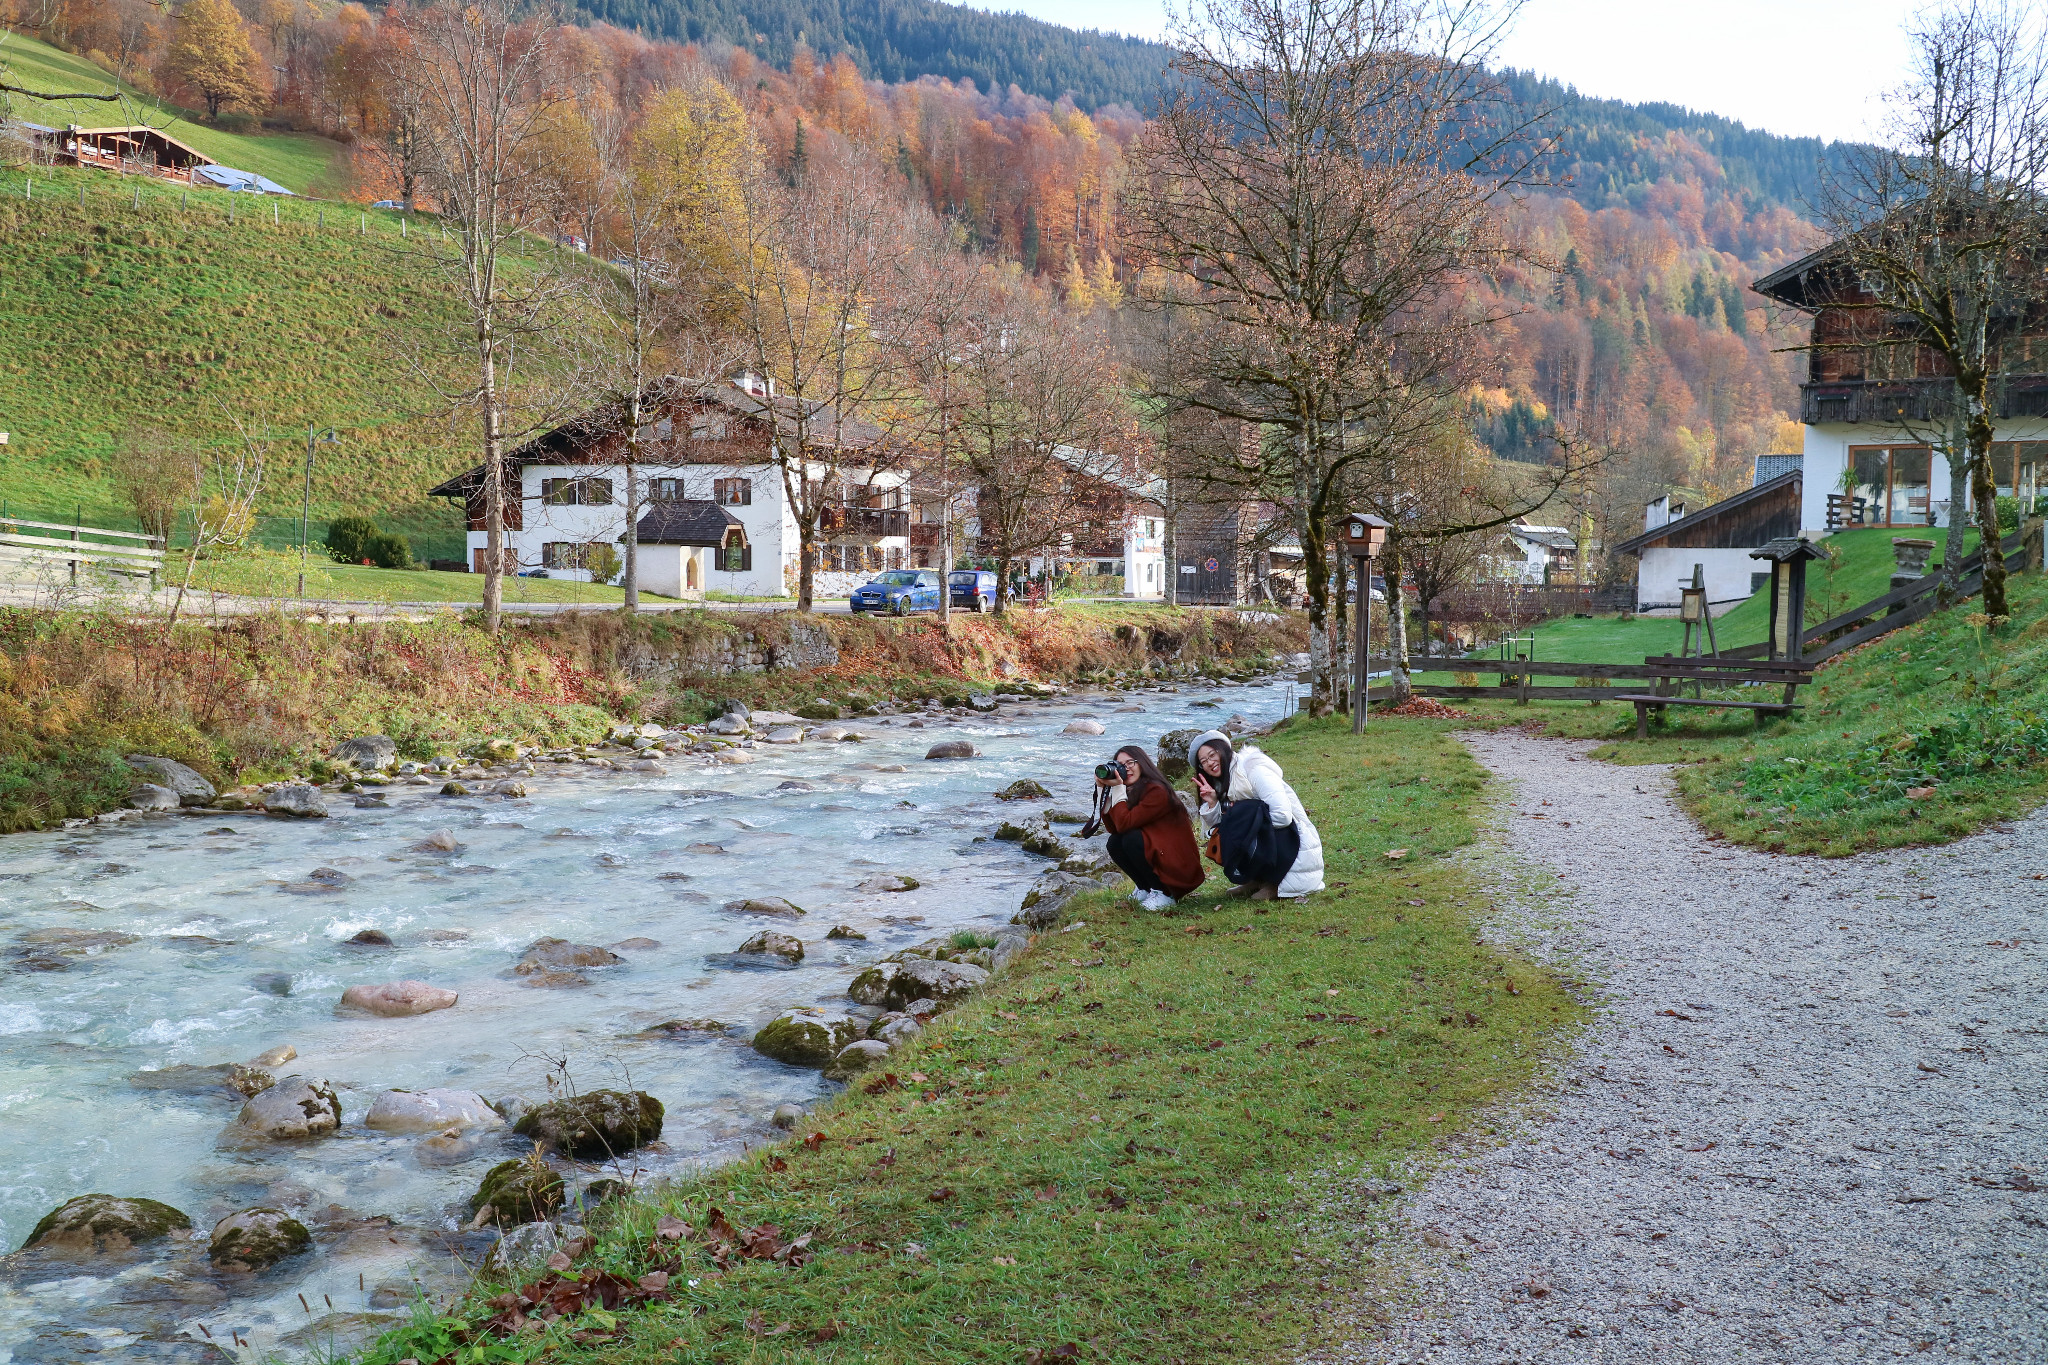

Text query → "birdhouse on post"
[1749,537,1827,661]
[1343,513,1391,734]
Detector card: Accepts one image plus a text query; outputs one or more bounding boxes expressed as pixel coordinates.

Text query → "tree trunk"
[1383,540,1412,703]
[1967,400,2009,619]
[797,525,816,613]
[1296,450,1334,713]
[1164,498,1178,607]
[994,554,1012,614]
[1331,543,1349,712]
[480,333,504,636]
[621,388,641,612]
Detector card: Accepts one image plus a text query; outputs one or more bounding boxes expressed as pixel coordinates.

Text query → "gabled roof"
[1750,242,1842,313]
[628,501,745,547]
[1508,524,1575,550]
[1612,471,1802,556]
[427,376,895,499]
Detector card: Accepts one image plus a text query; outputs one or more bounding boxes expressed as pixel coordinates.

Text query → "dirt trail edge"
[1312,729,2047,1364]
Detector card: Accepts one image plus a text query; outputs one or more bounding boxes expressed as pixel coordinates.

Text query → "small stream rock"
[209,1208,312,1271]
[339,980,459,1016]
[234,1077,342,1140]
[512,1090,664,1158]
[471,1159,565,1226]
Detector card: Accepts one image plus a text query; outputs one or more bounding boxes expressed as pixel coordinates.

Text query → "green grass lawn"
[1454,567,2048,855]
[1469,526,1984,681]
[354,713,1585,1365]
[0,160,594,562]
[1,33,349,192]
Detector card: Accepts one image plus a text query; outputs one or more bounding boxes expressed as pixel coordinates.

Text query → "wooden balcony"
[1803,377,2048,424]
[819,505,909,541]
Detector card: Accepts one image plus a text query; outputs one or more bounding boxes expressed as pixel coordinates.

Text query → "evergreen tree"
[168,0,269,119]
[786,114,808,184]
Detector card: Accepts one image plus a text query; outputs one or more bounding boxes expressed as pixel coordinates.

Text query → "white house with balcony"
[428,378,911,599]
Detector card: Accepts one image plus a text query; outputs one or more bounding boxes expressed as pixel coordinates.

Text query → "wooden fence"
[0,517,165,583]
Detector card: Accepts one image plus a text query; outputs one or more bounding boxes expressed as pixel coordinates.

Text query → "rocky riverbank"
[0,670,1290,1362]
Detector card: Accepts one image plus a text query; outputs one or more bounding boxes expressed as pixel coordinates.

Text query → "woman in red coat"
[1097,745,1205,910]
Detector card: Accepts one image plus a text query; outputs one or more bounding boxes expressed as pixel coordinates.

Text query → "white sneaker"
[1139,889,1175,912]
[1127,886,1149,903]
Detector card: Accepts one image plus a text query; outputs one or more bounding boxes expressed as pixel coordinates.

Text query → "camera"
[1094,762,1122,782]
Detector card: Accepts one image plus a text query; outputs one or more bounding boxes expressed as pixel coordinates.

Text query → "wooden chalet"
[1613,470,1803,612]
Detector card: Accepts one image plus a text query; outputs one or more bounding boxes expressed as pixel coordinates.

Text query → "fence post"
[70,503,80,584]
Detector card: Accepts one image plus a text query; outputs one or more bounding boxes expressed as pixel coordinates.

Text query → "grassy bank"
[0,604,1304,831]
[1450,568,2048,855]
[0,158,580,560]
[356,713,1583,1365]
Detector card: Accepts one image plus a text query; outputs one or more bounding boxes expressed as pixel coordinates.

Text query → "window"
[1988,442,2048,499]
[722,544,752,572]
[541,477,613,506]
[714,477,752,506]
[542,542,610,570]
[649,477,687,502]
[1846,446,1933,526]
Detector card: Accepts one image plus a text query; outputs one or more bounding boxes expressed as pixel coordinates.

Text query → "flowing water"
[0,679,1291,1362]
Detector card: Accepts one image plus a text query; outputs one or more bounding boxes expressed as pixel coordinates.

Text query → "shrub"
[363,530,412,570]
[585,544,622,584]
[325,515,381,564]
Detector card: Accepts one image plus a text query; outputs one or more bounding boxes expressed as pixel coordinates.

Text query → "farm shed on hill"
[1614,470,1803,612]
[26,123,215,180]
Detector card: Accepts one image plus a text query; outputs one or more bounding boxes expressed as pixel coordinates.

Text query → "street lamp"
[299,426,341,599]
[1342,512,1390,734]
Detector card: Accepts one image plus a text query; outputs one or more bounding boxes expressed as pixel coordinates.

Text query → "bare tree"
[952,276,1141,612]
[1125,0,1571,707]
[1815,0,2048,622]
[718,142,925,611]
[111,426,197,544]
[389,0,575,634]
[167,412,267,630]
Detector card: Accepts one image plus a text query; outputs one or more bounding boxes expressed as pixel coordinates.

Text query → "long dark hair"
[1195,738,1232,799]
[1114,745,1190,825]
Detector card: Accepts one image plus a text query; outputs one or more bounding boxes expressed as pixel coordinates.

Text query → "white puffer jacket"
[1190,729,1324,898]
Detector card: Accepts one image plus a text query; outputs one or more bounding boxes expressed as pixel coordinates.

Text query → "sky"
[974,0,1923,145]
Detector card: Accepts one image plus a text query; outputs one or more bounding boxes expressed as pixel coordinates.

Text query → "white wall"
[1796,421,2048,536]
[1637,546,1766,611]
[1124,514,1165,599]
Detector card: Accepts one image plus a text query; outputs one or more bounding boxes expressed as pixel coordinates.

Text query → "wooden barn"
[27,123,215,181]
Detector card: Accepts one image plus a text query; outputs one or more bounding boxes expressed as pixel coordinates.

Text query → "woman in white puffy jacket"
[1188,728,1324,899]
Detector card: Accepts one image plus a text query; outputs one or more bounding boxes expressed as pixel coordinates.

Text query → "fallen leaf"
[545,1251,572,1271]
[1383,849,1409,861]
[764,1154,788,1172]
[992,1255,1017,1266]
[655,1215,689,1241]
[908,1071,928,1083]
[1658,1009,1694,1021]
[929,1187,955,1202]
[1906,786,1936,799]
[863,1073,902,1095]
[636,1271,669,1293]
[810,1324,841,1344]
[803,1131,829,1150]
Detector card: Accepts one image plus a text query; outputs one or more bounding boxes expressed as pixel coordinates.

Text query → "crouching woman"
[1190,729,1324,900]
[1097,745,1205,911]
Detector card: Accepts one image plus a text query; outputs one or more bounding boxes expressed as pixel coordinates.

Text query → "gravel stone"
[1313,730,2048,1364]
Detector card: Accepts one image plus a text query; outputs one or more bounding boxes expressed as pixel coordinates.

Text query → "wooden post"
[1352,551,1369,734]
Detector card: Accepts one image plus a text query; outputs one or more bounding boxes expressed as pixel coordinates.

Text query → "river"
[0,678,1292,1362]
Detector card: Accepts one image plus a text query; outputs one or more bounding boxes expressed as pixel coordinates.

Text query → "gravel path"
[1317,729,2047,1364]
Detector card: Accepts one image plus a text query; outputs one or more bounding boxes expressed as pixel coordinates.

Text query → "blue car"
[849,569,943,615]
[949,569,997,612]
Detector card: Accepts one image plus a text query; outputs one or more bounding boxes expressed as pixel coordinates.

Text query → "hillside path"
[1315,729,2047,1364]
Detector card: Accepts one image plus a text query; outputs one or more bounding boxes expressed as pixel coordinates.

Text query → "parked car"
[949,569,998,612]
[849,570,942,615]
[369,200,408,210]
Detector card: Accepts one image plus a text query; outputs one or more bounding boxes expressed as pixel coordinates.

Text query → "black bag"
[1216,798,1301,887]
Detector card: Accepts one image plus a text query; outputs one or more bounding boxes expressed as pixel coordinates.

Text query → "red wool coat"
[1100,782,1205,897]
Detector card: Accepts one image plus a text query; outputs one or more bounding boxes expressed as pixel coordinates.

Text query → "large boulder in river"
[22,1194,192,1256]
[235,1077,342,1140]
[209,1208,311,1271]
[471,1159,565,1226]
[924,740,979,760]
[736,930,804,962]
[995,779,1051,801]
[727,896,805,918]
[365,1088,500,1134]
[330,735,398,770]
[124,755,215,806]
[1015,870,1097,929]
[1061,718,1106,735]
[752,1008,862,1068]
[513,1090,664,1158]
[513,938,624,976]
[128,783,180,811]
[264,783,328,819]
[339,981,458,1017]
[847,957,989,1012]
[1155,728,1201,780]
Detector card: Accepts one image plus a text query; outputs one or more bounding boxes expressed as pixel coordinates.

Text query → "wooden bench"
[1615,693,1804,740]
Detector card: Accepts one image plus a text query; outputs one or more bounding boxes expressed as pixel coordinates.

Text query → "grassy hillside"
[0,162,583,559]
[1,33,349,193]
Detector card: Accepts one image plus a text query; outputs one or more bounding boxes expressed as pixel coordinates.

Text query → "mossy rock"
[996,779,1052,801]
[23,1194,192,1256]
[208,1208,312,1271]
[1156,728,1201,780]
[752,1008,862,1067]
[794,703,843,721]
[470,1159,566,1225]
[512,1090,664,1159]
